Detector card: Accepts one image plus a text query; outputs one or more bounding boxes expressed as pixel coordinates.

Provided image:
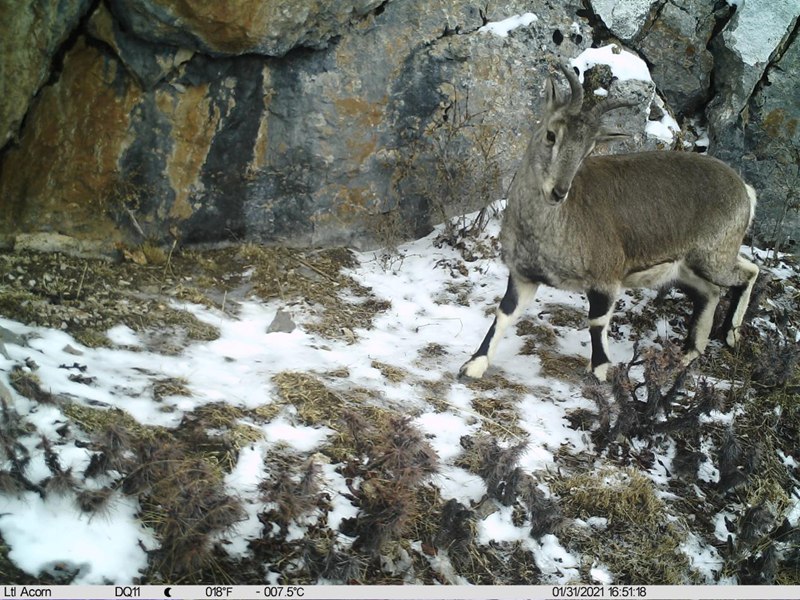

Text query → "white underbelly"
[622,260,682,289]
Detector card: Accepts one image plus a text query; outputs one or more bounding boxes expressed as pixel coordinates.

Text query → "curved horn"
[589,97,639,120]
[558,63,583,115]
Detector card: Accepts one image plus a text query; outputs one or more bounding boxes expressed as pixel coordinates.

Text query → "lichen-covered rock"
[3,0,579,250]
[0,0,92,146]
[590,0,662,41]
[739,35,800,249]
[106,0,387,57]
[707,0,799,140]
[0,38,142,251]
[636,0,717,115]
[88,3,194,89]
[0,0,798,253]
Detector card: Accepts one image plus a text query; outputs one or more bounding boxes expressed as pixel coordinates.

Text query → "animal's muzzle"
[551,186,570,203]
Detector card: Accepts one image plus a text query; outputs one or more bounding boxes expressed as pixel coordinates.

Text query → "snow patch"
[571,44,651,83]
[0,492,155,584]
[645,112,681,142]
[479,13,538,37]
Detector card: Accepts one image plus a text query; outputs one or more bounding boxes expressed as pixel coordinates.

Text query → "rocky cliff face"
[1,0,798,254]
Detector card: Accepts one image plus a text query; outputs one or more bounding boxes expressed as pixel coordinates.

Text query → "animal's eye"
[546,130,557,144]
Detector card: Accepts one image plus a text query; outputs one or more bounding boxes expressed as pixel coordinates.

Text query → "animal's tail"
[745,183,757,229]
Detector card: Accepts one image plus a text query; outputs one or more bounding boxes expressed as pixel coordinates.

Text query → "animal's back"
[570,152,753,271]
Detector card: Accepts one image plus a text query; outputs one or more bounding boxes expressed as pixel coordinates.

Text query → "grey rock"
[107,0,387,57]
[590,0,663,41]
[707,0,799,140]
[0,380,12,404]
[267,309,297,334]
[0,0,93,147]
[707,0,800,249]
[13,233,112,259]
[637,0,716,115]
[63,344,85,356]
[739,34,800,250]
[0,326,25,347]
[0,324,25,360]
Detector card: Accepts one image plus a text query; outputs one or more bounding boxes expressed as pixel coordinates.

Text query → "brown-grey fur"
[460,64,758,381]
[502,152,754,289]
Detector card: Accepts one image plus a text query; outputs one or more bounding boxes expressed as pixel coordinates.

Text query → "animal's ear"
[597,127,630,143]
[544,76,560,110]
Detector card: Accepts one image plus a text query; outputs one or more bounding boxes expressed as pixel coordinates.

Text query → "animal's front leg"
[459,275,538,379]
[587,288,618,381]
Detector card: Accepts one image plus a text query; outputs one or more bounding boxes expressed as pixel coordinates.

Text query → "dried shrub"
[456,433,526,506]
[519,476,565,539]
[76,487,115,516]
[339,411,438,555]
[258,449,324,532]
[39,437,78,496]
[748,329,800,388]
[392,84,505,255]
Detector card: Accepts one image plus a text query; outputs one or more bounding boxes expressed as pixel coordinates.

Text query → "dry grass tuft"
[152,377,191,401]
[537,349,587,382]
[174,403,263,472]
[465,372,528,394]
[370,360,408,383]
[272,371,353,426]
[542,303,586,329]
[551,466,697,583]
[9,367,55,404]
[235,245,390,341]
[516,317,558,348]
[469,394,525,440]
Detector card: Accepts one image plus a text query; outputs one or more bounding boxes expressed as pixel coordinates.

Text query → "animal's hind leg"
[677,265,721,365]
[721,256,759,347]
[459,274,539,379]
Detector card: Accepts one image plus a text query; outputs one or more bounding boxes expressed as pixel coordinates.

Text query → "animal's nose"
[551,186,569,203]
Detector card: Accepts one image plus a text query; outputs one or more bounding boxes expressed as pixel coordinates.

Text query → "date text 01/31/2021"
[552,586,648,598]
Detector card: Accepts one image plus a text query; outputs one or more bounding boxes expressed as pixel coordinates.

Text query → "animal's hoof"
[591,362,610,382]
[682,349,700,367]
[726,327,740,348]
[459,356,489,380]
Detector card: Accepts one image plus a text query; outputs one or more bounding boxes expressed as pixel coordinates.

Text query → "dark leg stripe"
[589,325,609,368]
[587,289,613,320]
[472,319,497,358]
[499,277,519,316]
[683,293,708,352]
[721,284,746,334]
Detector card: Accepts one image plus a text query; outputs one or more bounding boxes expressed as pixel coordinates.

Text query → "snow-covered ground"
[1,202,798,585]
[0,208,592,583]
